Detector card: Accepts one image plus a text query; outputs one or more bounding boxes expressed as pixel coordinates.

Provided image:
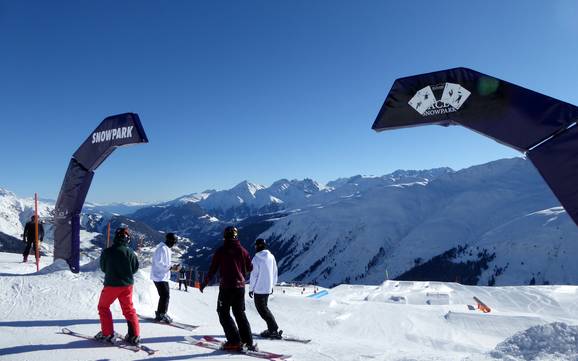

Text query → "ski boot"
[157,313,173,324]
[260,329,282,339]
[94,331,116,343]
[243,342,259,351]
[222,341,243,352]
[124,334,141,345]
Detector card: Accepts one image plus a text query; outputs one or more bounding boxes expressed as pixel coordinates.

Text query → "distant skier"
[96,226,141,345]
[150,232,180,323]
[22,215,44,263]
[200,226,257,352]
[178,266,188,292]
[249,238,281,339]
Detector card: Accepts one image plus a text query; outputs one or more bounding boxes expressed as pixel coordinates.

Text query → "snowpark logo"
[408,83,471,116]
[91,126,134,144]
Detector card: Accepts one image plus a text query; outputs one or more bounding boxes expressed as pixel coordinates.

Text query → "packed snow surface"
[491,322,578,360]
[1,253,578,360]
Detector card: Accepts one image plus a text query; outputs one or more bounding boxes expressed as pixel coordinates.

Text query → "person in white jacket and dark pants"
[150,232,179,323]
[249,238,281,339]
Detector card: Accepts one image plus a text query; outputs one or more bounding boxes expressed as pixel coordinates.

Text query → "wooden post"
[34,193,40,272]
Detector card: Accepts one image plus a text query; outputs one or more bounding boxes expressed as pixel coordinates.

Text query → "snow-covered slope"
[83,201,155,215]
[0,188,53,239]
[261,158,578,287]
[2,251,578,361]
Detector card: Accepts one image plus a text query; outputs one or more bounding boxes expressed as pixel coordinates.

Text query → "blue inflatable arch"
[372,67,578,227]
[53,113,148,272]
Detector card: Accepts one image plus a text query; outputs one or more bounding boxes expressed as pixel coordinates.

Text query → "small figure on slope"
[96,226,141,345]
[249,238,282,339]
[178,266,188,292]
[200,226,257,352]
[150,232,179,323]
[22,215,44,263]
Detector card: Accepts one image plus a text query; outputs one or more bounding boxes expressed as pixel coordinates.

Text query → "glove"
[199,283,206,293]
[249,291,254,299]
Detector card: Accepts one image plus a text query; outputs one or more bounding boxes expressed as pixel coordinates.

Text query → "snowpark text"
[91,126,134,144]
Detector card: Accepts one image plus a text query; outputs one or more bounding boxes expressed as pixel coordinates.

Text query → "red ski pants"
[97,285,140,337]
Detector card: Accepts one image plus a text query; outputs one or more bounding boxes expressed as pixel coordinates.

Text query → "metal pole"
[34,193,39,272]
[106,223,110,248]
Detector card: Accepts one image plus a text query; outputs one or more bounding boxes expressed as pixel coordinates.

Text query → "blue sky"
[2,0,578,203]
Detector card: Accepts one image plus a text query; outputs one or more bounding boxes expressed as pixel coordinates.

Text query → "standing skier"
[178,266,188,291]
[22,215,44,263]
[200,226,257,351]
[150,232,179,323]
[249,238,281,339]
[96,226,141,345]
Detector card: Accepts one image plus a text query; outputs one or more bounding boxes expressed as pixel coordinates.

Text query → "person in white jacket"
[249,238,281,339]
[150,233,179,323]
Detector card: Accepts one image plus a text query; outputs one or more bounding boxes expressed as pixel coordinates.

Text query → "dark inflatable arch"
[53,113,148,272]
[372,67,578,226]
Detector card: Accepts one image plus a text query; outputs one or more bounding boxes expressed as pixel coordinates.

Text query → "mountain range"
[2,157,577,287]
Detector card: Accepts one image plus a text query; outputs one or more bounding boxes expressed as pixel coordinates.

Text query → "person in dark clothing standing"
[249,238,281,339]
[22,215,44,263]
[200,226,256,352]
[96,226,141,345]
[178,266,188,291]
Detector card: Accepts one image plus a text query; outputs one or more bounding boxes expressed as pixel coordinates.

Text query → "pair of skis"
[61,316,300,360]
[137,314,199,331]
[60,328,157,355]
[184,335,292,360]
[59,316,200,356]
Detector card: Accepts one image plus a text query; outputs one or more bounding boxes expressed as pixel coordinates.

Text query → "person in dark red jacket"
[200,226,256,351]
[95,226,140,345]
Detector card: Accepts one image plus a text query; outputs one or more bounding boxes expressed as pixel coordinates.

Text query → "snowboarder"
[150,232,179,323]
[22,215,44,263]
[200,226,257,352]
[249,238,281,339]
[178,266,188,291]
[96,226,141,345]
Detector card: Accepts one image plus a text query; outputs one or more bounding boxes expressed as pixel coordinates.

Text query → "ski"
[138,314,199,331]
[252,331,311,344]
[60,328,157,355]
[184,335,291,360]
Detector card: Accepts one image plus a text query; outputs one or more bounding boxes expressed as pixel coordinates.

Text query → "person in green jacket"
[95,226,141,345]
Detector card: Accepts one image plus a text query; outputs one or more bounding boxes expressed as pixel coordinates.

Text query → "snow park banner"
[53,113,148,273]
[372,67,578,227]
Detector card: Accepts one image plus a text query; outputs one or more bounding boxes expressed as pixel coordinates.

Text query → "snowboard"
[60,327,157,355]
[137,314,199,331]
[184,335,291,360]
[252,330,311,344]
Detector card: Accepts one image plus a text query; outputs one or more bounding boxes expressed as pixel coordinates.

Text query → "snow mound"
[35,258,71,274]
[491,322,578,360]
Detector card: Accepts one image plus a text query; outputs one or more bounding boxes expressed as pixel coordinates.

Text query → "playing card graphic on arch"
[408,86,435,115]
[441,83,471,110]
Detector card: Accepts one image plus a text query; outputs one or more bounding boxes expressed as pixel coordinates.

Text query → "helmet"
[165,232,177,247]
[114,227,130,245]
[224,226,238,240]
